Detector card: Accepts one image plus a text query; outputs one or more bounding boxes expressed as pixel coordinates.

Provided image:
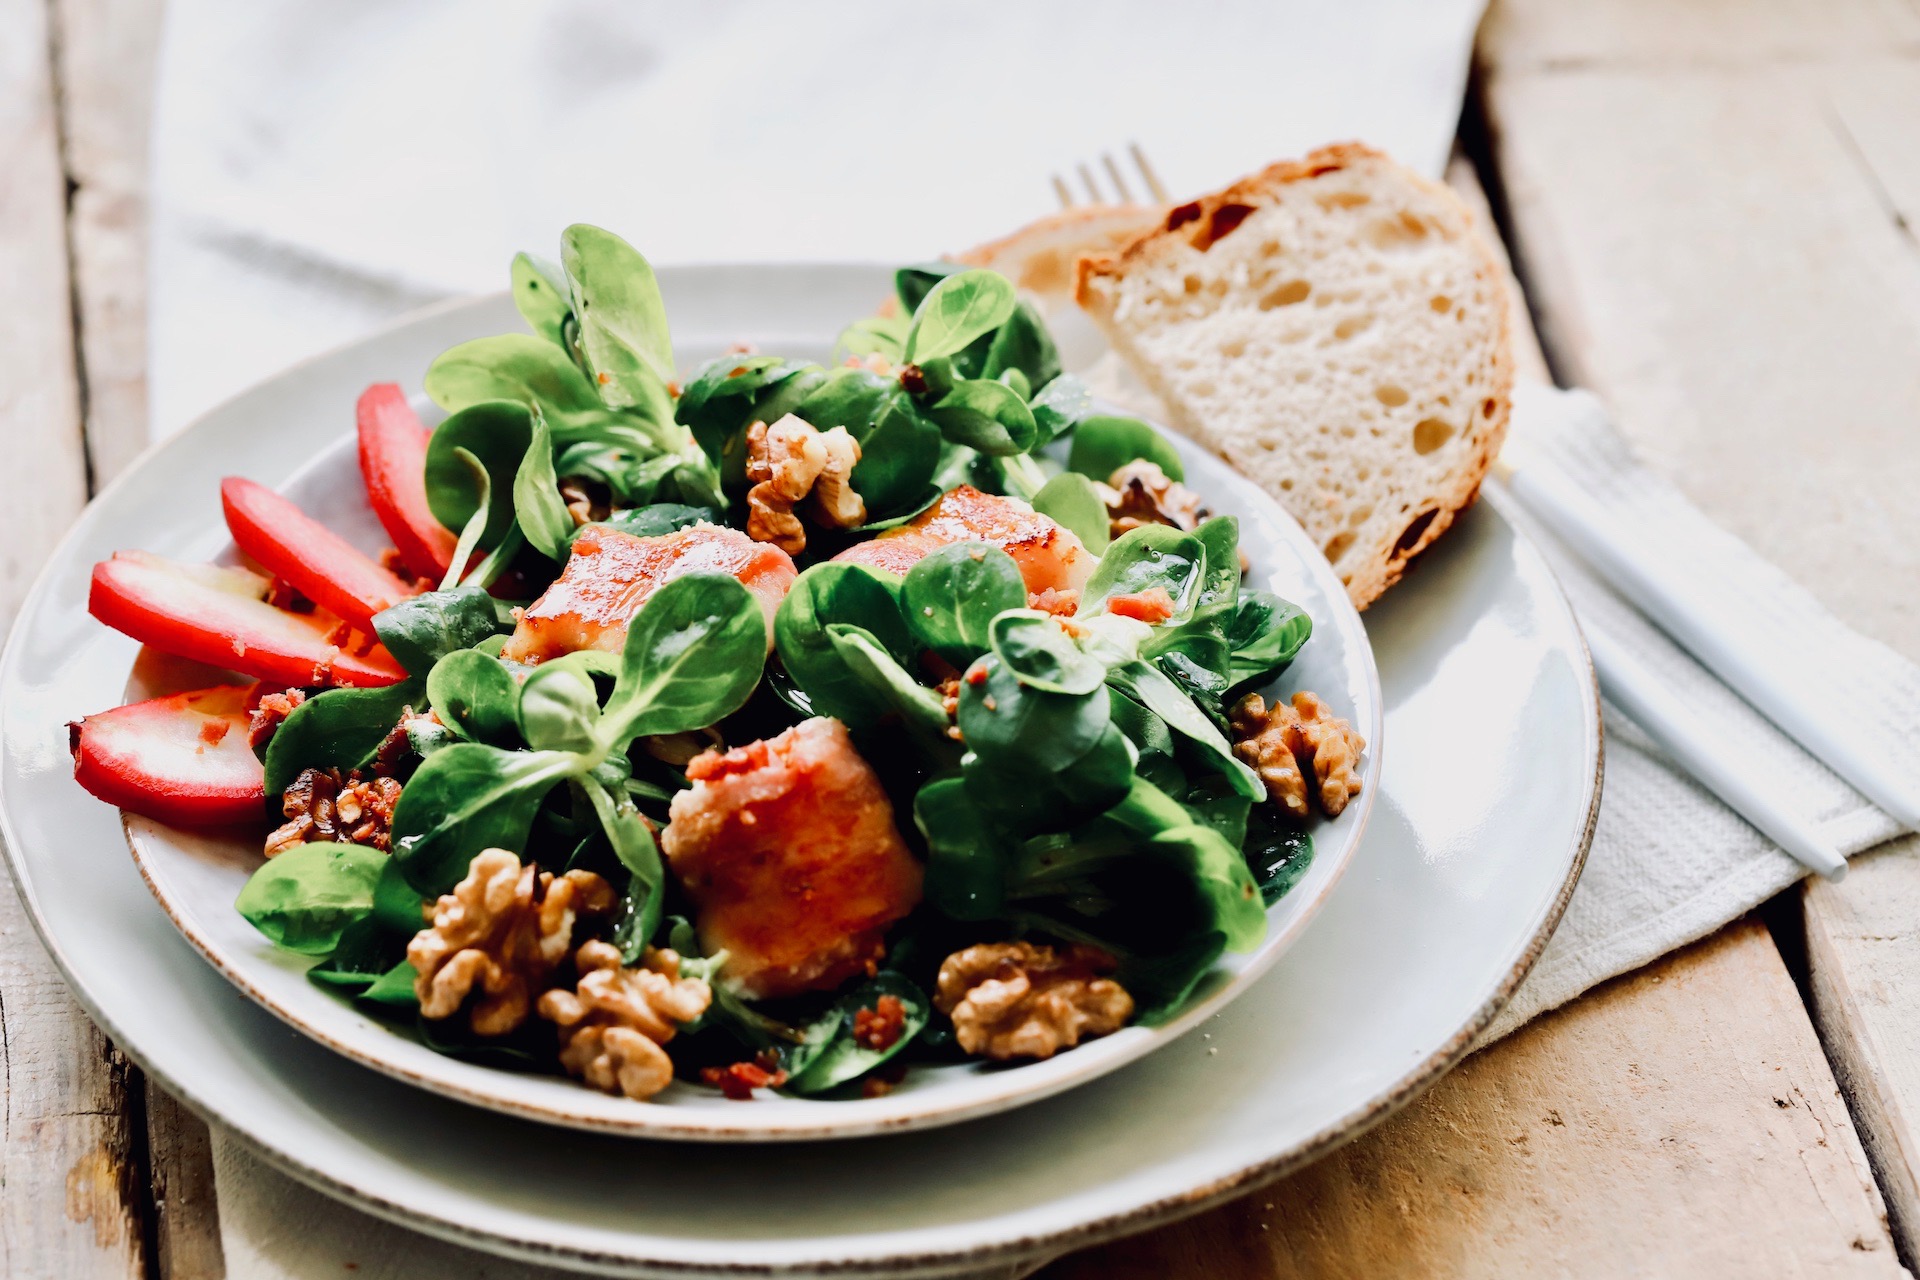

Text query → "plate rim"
[0,279,1600,1273]
[89,289,1384,1141]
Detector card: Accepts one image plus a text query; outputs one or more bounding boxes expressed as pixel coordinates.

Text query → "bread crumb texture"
[1075,143,1514,608]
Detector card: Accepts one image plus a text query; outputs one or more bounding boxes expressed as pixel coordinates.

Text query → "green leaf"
[305,915,398,991]
[358,960,422,1009]
[834,312,909,363]
[825,625,953,743]
[927,378,1038,456]
[390,743,580,894]
[981,299,1062,389]
[580,776,665,961]
[424,649,520,745]
[511,252,571,346]
[423,399,535,546]
[598,574,767,747]
[424,333,603,420]
[513,409,574,562]
[989,610,1106,695]
[1080,525,1206,622]
[781,973,932,1095]
[959,653,1112,767]
[263,679,425,798]
[904,269,1017,363]
[373,585,510,678]
[561,224,676,424]
[235,842,387,956]
[1108,658,1263,800]
[372,856,425,934]
[774,563,913,722]
[964,721,1135,835]
[915,775,1009,920]
[1245,807,1316,906]
[585,503,716,541]
[1031,470,1111,553]
[899,542,1025,665]
[1030,373,1094,446]
[1227,591,1313,692]
[1147,824,1267,952]
[1067,415,1186,484]
[894,262,964,314]
[844,392,941,516]
[518,664,602,753]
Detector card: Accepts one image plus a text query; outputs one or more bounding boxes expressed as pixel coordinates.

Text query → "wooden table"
[5,0,1920,1274]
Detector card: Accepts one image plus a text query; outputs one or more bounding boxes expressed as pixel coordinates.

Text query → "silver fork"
[1051,142,1170,209]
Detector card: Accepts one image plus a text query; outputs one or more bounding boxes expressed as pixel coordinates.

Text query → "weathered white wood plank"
[0,0,149,1273]
[48,0,227,1274]
[1046,922,1903,1278]
[1482,0,1920,1263]
[51,0,162,484]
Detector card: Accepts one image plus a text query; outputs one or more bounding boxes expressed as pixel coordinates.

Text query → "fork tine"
[1051,173,1076,209]
[1100,153,1135,203]
[1129,141,1171,204]
[1077,162,1103,205]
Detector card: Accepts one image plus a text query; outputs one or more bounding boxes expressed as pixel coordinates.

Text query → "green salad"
[200,225,1360,1103]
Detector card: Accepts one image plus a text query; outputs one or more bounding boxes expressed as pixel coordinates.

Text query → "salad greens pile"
[233,224,1325,1096]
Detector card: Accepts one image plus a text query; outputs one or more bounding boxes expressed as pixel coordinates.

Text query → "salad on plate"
[70,226,1367,1104]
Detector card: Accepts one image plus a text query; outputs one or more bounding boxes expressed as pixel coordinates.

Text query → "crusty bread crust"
[1075,143,1515,609]
[958,205,1166,312]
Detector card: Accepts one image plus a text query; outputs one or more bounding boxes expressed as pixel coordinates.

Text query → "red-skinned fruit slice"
[89,551,407,688]
[221,476,414,630]
[357,383,458,581]
[70,685,266,826]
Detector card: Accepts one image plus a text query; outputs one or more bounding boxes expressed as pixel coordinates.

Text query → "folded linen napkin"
[141,0,1920,1273]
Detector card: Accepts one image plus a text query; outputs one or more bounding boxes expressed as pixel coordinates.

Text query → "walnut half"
[745,413,865,554]
[1230,690,1366,819]
[1096,459,1208,538]
[538,940,712,1101]
[408,849,616,1037]
[934,942,1133,1061]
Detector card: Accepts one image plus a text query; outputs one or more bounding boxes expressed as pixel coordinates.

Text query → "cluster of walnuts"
[406,848,710,1101]
[1230,690,1367,819]
[744,413,865,554]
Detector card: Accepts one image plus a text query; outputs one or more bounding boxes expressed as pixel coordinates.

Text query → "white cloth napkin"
[145,0,1920,1273]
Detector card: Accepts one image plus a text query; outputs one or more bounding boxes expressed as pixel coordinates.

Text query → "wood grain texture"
[1044,921,1903,1279]
[0,0,149,1272]
[51,0,162,486]
[47,1,227,1274]
[1482,0,1920,1263]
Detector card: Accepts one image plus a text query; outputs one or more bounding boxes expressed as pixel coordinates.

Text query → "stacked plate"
[0,267,1598,1277]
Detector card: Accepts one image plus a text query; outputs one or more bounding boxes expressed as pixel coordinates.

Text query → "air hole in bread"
[1368,213,1428,250]
[1260,280,1311,309]
[1481,397,1499,418]
[1395,508,1440,556]
[1317,191,1371,211]
[1430,295,1452,313]
[1220,338,1246,358]
[1333,314,1373,341]
[1375,384,1409,407]
[1413,418,1456,455]
[1349,504,1374,528]
[1192,381,1216,398]
[1193,202,1256,250]
[1184,275,1203,295]
[1278,477,1293,489]
[1324,531,1357,563]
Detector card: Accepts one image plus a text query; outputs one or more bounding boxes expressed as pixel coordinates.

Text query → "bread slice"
[1074,143,1514,609]
[958,205,1166,315]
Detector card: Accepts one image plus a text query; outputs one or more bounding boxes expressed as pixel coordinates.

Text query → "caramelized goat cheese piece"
[502,523,796,663]
[831,485,1094,594]
[661,717,923,999]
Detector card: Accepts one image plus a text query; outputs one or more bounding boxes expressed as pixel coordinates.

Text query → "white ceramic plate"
[0,268,1598,1275]
[101,273,1379,1141]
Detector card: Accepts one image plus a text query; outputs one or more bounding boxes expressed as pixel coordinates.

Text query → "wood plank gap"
[42,0,98,498]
